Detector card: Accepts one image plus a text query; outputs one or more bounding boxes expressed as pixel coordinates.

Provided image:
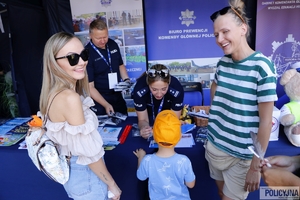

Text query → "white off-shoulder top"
[45,96,104,165]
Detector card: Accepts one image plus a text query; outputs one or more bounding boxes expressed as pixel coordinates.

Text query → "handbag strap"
[29,90,66,145]
[43,90,66,126]
[43,89,72,160]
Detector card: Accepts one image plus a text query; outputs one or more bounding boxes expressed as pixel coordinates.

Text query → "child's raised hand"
[133,148,146,159]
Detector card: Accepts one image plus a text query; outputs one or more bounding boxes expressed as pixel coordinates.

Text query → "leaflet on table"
[4,117,31,125]
[187,109,209,118]
[0,118,31,134]
[131,123,140,137]
[181,124,196,134]
[98,126,122,141]
[0,133,26,146]
[18,140,27,149]
[0,118,31,146]
[97,112,127,126]
[103,141,120,148]
[0,119,9,126]
[149,133,195,148]
[110,112,127,121]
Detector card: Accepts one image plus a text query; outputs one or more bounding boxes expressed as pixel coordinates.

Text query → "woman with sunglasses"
[132,64,184,139]
[39,32,121,200]
[205,0,277,199]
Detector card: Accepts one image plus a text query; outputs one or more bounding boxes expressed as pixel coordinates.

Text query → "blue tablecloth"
[0,117,299,200]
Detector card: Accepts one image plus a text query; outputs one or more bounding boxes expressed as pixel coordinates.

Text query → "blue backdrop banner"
[256,0,300,101]
[144,0,228,61]
[143,0,227,88]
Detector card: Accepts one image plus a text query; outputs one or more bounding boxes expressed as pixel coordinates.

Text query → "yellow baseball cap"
[153,110,181,148]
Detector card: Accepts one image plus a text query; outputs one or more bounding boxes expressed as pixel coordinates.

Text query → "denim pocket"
[64,162,92,197]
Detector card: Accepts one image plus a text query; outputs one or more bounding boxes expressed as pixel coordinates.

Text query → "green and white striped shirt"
[207,52,278,160]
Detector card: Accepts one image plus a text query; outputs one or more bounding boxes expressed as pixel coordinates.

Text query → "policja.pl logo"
[260,186,299,199]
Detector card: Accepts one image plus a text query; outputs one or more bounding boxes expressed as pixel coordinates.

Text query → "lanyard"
[150,93,164,122]
[90,41,113,73]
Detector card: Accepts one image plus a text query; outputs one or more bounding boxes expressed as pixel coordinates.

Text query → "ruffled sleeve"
[45,96,104,165]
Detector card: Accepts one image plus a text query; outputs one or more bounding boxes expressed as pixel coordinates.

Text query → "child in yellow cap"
[133,110,196,199]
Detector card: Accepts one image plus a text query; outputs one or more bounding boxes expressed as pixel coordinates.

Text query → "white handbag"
[25,126,70,184]
[25,90,70,185]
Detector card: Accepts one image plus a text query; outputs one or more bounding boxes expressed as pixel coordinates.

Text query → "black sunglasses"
[210,6,245,24]
[147,69,169,78]
[55,49,89,66]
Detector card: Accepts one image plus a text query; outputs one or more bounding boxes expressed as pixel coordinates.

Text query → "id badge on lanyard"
[90,42,117,89]
[108,72,118,89]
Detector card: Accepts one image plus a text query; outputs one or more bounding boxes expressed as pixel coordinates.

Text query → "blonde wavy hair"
[39,32,90,115]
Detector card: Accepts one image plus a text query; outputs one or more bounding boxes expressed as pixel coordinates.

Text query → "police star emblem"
[100,0,112,7]
[179,9,196,27]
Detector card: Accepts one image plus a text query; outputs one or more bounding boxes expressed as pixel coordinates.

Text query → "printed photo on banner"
[148,57,217,88]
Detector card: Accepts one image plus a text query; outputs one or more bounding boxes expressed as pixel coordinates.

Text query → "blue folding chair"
[181,82,203,106]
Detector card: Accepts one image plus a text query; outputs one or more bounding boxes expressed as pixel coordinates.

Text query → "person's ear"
[241,23,247,36]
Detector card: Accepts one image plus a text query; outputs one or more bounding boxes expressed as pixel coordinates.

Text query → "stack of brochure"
[98,112,127,126]
[114,82,131,92]
[0,117,31,147]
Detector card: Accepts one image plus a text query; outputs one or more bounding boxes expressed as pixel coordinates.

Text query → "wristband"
[123,78,130,82]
